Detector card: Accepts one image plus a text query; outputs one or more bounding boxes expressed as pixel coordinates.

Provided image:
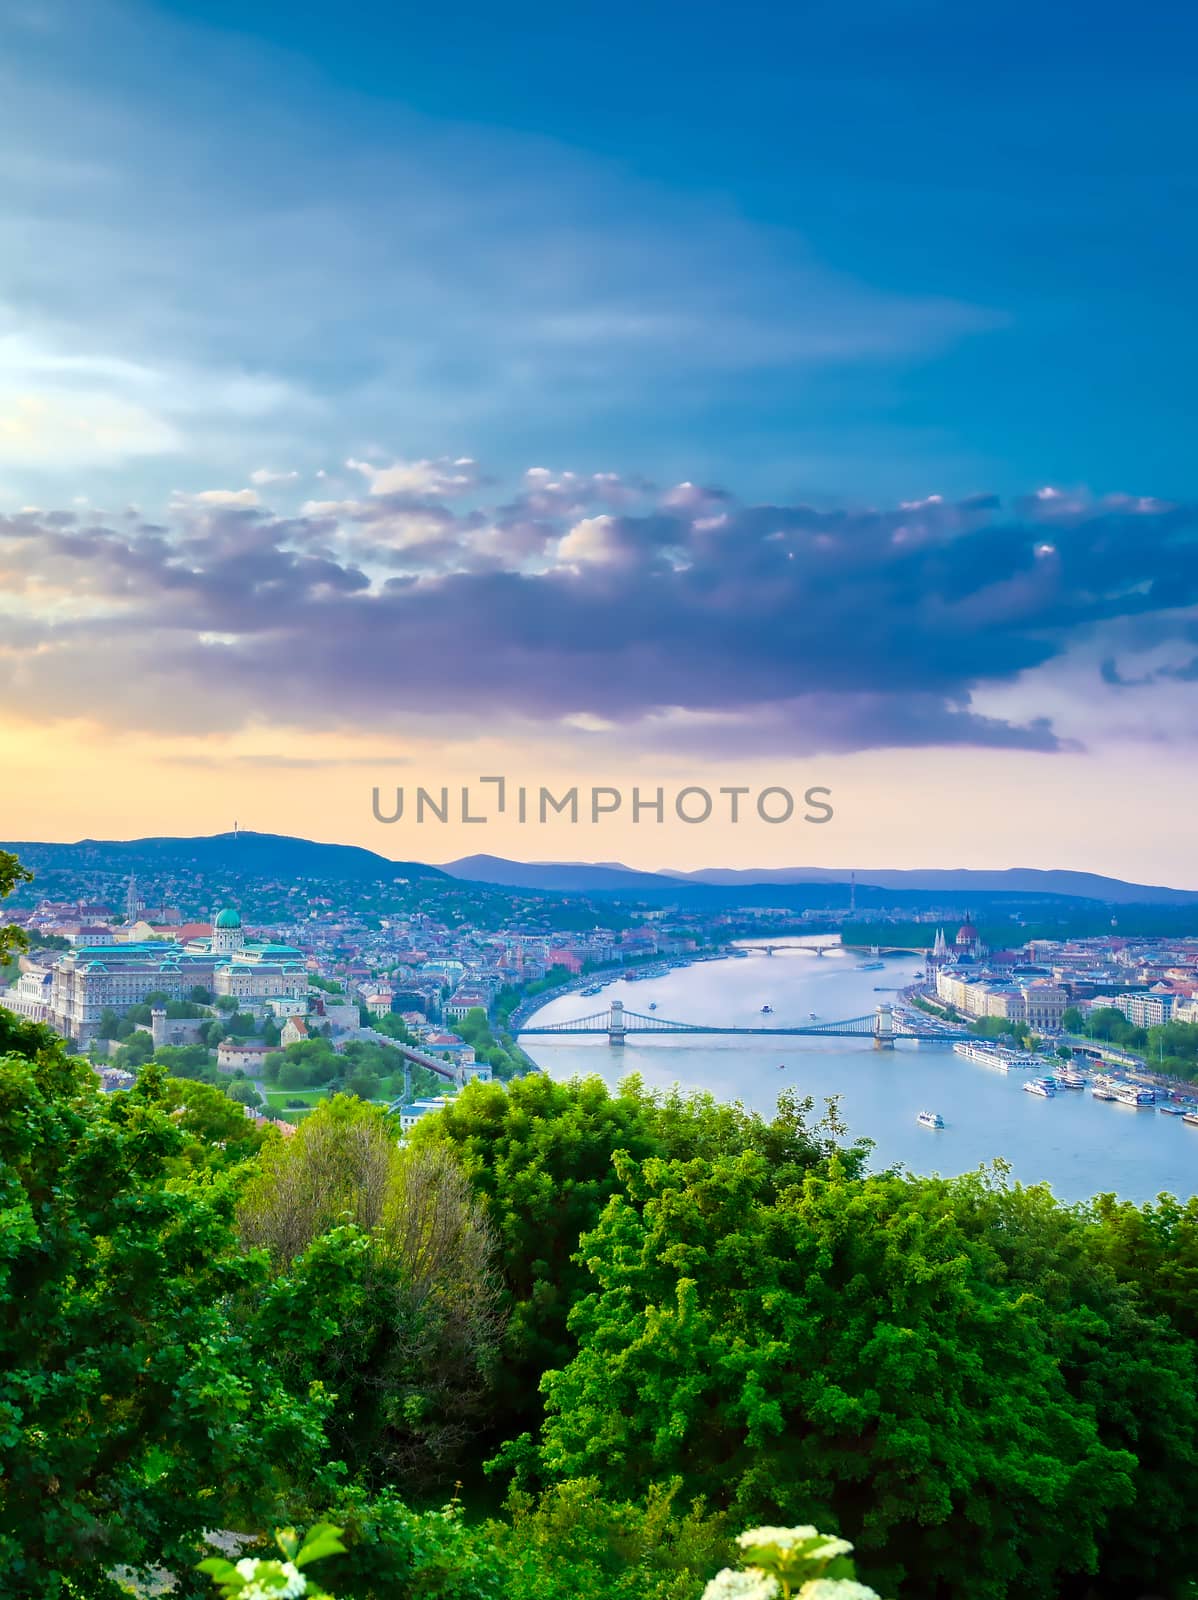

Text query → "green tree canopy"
[0,1049,331,1596]
[537,1155,1198,1600]
[239,1098,502,1488]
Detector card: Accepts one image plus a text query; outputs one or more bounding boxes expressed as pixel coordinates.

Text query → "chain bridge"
[519,999,974,1050]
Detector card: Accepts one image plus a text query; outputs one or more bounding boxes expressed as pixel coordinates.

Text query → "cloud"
[250,467,300,486]
[347,457,482,498]
[174,487,261,507]
[2,472,1196,757]
[0,390,180,466]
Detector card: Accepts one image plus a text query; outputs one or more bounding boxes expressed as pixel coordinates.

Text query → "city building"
[217,1038,272,1074]
[35,907,305,1044]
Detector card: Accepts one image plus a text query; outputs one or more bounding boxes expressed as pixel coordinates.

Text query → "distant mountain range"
[3,831,447,884]
[442,853,1198,906]
[3,833,1194,909]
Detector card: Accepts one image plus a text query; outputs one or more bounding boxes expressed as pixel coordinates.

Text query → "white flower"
[798,1581,880,1600]
[702,1568,782,1600]
[229,1558,307,1599]
[805,1537,855,1561]
[736,1525,821,1551]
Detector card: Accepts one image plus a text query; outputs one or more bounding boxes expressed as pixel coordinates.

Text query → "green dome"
[215,907,242,930]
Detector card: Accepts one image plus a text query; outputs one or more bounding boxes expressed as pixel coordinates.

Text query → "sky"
[2,0,1197,881]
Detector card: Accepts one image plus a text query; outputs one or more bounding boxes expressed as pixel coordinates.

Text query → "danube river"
[519,942,1196,1206]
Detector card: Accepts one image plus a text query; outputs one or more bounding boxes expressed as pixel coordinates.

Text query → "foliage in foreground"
[534,1149,1198,1599]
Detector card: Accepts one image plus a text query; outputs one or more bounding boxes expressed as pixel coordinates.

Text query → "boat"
[761,1004,773,1014]
[1184,1110,1198,1127]
[1112,1083,1155,1107]
[648,1001,657,1011]
[580,984,602,997]
[808,1011,818,1020]
[954,1041,1038,1072]
[1091,1078,1116,1101]
[777,1062,786,1071]
[856,960,885,971]
[917,1110,945,1129]
[1159,1103,1188,1116]
[1055,1069,1087,1089]
[1023,1077,1056,1098]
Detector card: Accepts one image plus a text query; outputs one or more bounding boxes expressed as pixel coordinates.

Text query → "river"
[518,940,1196,1206]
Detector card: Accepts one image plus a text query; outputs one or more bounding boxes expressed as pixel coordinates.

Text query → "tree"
[413,1075,868,1441]
[160,1075,273,1168]
[225,1080,265,1110]
[0,850,33,964]
[189,984,213,1003]
[537,1156,1198,1600]
[343,1068,381,1101]
[0,1049,332,1596]
[1061,1005,1085,1034]
[239,1099,502,1487]
[95,1006,122,1041]
[115,1029,156,1069]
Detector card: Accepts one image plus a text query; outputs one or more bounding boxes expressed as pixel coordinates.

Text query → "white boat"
[1023,1077,1056,1098]
[808,1011,818,1019]
[1092,1076,1116,1101]
[954,1041,1038,1072]
[1055,1069,1087,1089]
[916,1110,945,1129]
[856,960,885,971]
[1111,1082,1155,1107]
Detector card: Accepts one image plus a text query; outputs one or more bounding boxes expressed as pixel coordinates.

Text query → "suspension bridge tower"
[874,1004,895,1049]
[608,999,626,1046]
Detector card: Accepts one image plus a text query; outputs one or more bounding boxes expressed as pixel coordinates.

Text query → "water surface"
[520,942,1196,1205]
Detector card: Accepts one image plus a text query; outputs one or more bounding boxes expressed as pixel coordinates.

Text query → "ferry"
[1091,1077,1117,1101]
[856,960,885,971]
[1055,1069,1087,1089]
[1111,1083,1155,1107]
[1023,1077,1057,1098]
[953,1041,1038,1072]
[917,1110,945,1129]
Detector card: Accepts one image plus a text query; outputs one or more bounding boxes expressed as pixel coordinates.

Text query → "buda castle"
[41,906,308,1045]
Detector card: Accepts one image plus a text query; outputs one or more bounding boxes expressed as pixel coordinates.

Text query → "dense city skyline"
[3,0,1196,880]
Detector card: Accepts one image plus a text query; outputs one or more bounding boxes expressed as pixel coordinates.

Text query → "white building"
[0,966,53,1024]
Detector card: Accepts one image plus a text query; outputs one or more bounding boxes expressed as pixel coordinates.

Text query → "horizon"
[5,825,1196,895]
[3,0,1197,882]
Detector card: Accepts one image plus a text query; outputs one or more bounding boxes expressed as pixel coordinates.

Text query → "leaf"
[296,1522,348,1567]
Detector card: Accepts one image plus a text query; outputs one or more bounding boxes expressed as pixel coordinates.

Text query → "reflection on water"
[519,942,1195,1206]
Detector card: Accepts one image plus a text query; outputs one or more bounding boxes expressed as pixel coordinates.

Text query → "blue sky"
[3,0,1198,877]
[4,0,1195,505]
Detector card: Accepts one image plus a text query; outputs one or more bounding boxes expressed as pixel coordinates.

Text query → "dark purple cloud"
[2,476,1195,754]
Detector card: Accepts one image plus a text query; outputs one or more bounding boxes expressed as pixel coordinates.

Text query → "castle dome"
[956,921,978,946]
[215,907,242,930]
